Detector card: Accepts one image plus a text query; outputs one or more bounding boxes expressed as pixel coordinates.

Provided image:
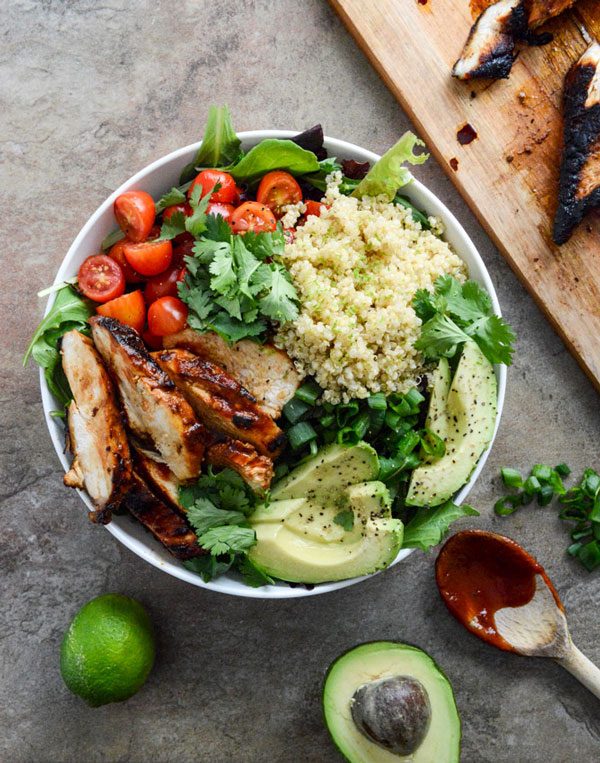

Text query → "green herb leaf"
[197,525,256,556]
[236,556,275,587]
[186,498,247,536]
[156,186,187,213]
[415,315,471,360]
[402,501,479,551]
[158,210,187,240]
[183,554,235,582]
[333,509,355,531]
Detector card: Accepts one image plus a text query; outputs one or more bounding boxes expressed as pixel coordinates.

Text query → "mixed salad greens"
[26,105,517,587]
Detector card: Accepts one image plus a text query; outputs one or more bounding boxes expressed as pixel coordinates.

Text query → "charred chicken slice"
[527,0,577,27]
[453,0,528,80]
[61,330,131,523]
[206,439,274,494]
[132,446,185,512]
[153,348,286,457]
[162,329,301,419]
[90,317,205,481]
[122,472,204,560]
[553,42,600,244]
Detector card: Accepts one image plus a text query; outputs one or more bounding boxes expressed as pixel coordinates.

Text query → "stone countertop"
[2,1,599,761]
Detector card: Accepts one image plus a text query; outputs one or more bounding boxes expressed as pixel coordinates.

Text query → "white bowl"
[40,130,506,599]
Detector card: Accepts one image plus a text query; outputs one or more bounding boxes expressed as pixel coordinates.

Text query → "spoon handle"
[556,642,600,699]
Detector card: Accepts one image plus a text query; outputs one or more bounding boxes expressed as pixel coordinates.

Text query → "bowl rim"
[39,129,507,599]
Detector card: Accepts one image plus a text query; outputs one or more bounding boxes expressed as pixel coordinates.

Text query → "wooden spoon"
[435,530,600,698]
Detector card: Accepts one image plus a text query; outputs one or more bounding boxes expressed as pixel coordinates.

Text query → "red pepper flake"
[457,123,478,145]
[449,158,459,171]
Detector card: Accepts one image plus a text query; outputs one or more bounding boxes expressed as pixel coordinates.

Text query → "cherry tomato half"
[148,296,188,337]
[144,264,186,304]
[108,239,143,283]
[96,289,146,333]
[114,191,156,242]
[304,200,326,218]
[230,201,277,234]
[207,202,236,226]
[123,239,173,277]
[172,233,195,268]
[256,171,302,218]
[163,203,192,220]
[78,254,125,303]
[188,170,239,204]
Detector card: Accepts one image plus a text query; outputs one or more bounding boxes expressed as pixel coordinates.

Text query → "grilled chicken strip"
[553,42,600,245]
[132,446,185,512]
[90,317,205,481]
[452,0,528,80]
[122,472,204,560]
[527,0,577,27]
[153,348,286,457]
[61,330,131,523]
[163,329,301,419]
[206,439,274,493]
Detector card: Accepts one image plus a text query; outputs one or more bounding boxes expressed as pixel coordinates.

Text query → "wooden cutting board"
[331,0,600,391]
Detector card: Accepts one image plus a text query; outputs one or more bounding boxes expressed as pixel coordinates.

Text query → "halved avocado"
[323,642,460,763]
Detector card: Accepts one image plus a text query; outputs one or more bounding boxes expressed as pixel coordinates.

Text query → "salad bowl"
[40,130,506,599]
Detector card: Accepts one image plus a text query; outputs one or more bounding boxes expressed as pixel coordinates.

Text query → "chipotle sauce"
[435,531,563,652]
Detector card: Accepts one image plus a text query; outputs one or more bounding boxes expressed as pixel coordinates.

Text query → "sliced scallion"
[288,421,317,451]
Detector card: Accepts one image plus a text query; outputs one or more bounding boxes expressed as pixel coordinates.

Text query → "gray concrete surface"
[2,1,599,761]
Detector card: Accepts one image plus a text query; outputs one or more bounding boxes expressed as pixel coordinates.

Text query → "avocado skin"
[322,641,461,763]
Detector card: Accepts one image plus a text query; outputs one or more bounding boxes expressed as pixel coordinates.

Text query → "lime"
[60,593,155,707]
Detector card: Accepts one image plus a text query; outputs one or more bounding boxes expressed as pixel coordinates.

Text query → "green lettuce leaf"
[402,501,479,551]
[229,139,320,182]
[352,132,429,200]
[179,105,243,184]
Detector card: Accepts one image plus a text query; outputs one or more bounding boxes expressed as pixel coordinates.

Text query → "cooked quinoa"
[275,174,467,403]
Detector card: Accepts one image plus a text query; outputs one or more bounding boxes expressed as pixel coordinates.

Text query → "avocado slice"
[271,442,379,501]
[249,445,403,583]
[323,641,460,763]
[425,357,451,446]
[406,341,497,507]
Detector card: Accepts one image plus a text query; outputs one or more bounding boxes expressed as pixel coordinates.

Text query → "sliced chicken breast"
[61,330,131,523]
[153,348,286,457]
[163,329,301,418]
[206,439,274,494]
[90,317,205,481]
[122,472,204,560]
[132,446,184,512]
[526,0,577,27]
[452,0,528,81]
[553,43,600,244]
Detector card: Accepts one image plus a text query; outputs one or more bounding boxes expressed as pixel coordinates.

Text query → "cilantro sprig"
[413,276,515,366]
[495,463,600,571]
[178,220,299,343]
[180,468,275,587]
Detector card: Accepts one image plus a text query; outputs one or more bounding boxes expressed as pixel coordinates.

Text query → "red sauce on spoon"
[435,531,563,652]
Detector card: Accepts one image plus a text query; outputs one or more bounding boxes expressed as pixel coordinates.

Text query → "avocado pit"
[350,675,431,755]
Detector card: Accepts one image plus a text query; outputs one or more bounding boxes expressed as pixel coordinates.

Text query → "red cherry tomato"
[148,296,188,337]
[144,265,186,304]
[142,328,164,350]
[172,233,195,268]
[304,200,326,218]
[78,255,125,303]
[108,239,143,283]
[256,171,302,218]
[163,203,192,220]
[188,170,239,204]
[123,239,173,277]
[207,202,236,226]
[96,290,146,333]
[230,201,277,234]
[114,191,155,242]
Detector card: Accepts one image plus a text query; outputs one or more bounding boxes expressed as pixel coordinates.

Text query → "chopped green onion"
[282,397,311,424]
[590,496,600,523]
[555,463,571,477]
[309,439,319,456]
[352,412,370,441]
[494,496,521,516]
[404,387,425,411]
[571,527,592,541]
[577,540,600,571]
[295,381,322,405]
[337,427,359,446]
[531,464,553,482]
[287,421,317,451]
[501,468,523,489]
[367,407,386,436]
[523,476,541,495]
[385,409,401,430]
[336,401,359,427]
[567,542,583,557]
[319,414,335,429]
[420,428,445,461]
[396,430,421,458]
[537,484,554,507]
[367,393,387,410]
